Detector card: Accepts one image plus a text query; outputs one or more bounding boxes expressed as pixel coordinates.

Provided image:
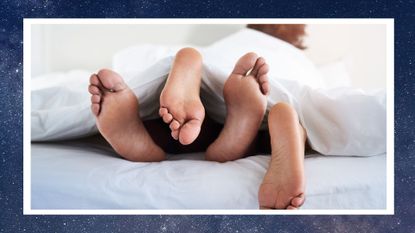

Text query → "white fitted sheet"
[31,140,386,210]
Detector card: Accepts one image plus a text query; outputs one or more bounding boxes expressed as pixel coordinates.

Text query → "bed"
[30,25,387,210]
[31,137,386,209]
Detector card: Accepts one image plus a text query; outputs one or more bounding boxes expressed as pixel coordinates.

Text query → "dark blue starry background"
[1,0,414,232]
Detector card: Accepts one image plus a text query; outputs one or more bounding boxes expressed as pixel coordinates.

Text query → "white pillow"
[202,28,327,89]
[112,44,199,81]
[318,58,352,88]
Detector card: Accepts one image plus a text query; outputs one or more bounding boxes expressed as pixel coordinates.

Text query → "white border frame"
[23,18,394,215]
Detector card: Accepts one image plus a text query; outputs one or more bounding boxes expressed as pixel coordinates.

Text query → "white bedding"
[31,140,386,209]
[32,29,386,156]
[30,28,387,210]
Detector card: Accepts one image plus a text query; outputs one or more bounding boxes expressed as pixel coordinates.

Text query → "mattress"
[31,137,386,210]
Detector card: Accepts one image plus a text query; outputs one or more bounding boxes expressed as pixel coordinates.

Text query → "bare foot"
[88,69,165,162]
[159,48,205,145]
[258,103,306,209]
[205,52,270,162]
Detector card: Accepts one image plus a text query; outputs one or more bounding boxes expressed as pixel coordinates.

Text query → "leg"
[88,69,166,162]
[258,102,306,209]
[205,52,270,162]
[159,47,205,145]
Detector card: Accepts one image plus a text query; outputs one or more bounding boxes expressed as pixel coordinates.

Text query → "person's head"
[247,24,307,50]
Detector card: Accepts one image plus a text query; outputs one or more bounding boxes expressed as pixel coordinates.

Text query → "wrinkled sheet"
[32,29,386,156]
[31,141,386,209]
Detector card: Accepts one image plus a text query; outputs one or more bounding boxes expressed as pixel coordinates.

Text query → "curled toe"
[89,74,100,86]
[171,130,179,140]
[159,107,168,116]
[178,119,201,145]
[169,120,181,130]
[291,194,305,207]
[91,95,101,104]
[91,104,100,116]
[88,85,101,95]
[162,113,173,123]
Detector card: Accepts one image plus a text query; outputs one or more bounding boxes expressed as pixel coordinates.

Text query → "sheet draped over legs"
[200,62,386,156]
[32,33,385,156]
[32,57,385,157]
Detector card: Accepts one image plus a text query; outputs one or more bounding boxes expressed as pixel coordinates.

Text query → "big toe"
[178,119,202,145]
[232,52,259,76]
[290,193,305,208]
[96,69,126,92]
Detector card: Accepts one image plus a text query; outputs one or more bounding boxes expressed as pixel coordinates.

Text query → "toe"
[291,194,305,207]
[178,119,202,145]
[159,107,169,117]
[250,57,266,76]
[89,74,100,86]
[162,113,173,123]
[232,52,259,76]
[259,75,270,95]
[88,85,101,95]
[96,69,126,92]
[169,120,181,130]
[257,63,269,77]
[91,94,101,104]
[259,75,268,84]
[91,103,100,116]
[171,130,179,140]
[263,83,270,95]
[287,205,298,210]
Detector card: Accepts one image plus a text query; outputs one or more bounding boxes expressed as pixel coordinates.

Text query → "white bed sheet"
[31,140,386,210]
[32,29,386,157]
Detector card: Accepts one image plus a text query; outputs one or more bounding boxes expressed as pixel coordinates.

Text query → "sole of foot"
[258,103,306,209]
[159,48,205,145]
[205,52,270,162]
[88,69,165,162]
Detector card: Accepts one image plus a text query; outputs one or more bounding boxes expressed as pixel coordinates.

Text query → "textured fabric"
[31,142,386,210]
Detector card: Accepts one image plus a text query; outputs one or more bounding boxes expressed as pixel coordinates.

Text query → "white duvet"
[31,28,386,157]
